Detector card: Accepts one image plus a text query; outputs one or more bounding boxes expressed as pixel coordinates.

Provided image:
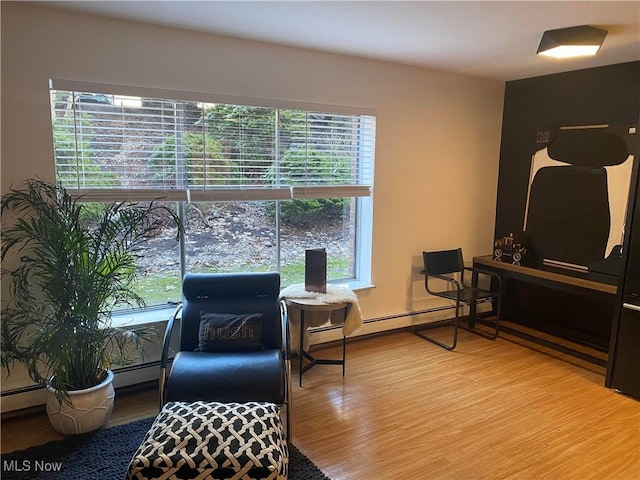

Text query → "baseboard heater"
[0,360,169,398]
[308,298,493,333]
[2,302,492,402]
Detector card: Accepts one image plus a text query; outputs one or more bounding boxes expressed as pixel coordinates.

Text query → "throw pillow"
[196,312,264,352]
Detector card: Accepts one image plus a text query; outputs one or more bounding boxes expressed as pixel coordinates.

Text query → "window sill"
[338,280,375,292]
[112,282,374,328]
[112,305,177,328]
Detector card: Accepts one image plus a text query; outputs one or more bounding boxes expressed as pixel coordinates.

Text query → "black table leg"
[298,305,348,386]
[469,270,479,328]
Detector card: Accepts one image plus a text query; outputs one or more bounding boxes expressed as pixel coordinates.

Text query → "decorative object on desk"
[493,233,527,265]
[0,179,182,435]
[305,248,327,293]
[0,417,330,480]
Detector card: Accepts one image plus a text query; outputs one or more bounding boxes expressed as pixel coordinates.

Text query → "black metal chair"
[160,272,291,440]
[415,248,502,350]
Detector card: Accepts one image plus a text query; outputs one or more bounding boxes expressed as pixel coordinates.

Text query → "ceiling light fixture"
[537,25,608,59]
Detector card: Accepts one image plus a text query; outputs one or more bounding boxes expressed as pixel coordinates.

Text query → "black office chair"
[415,248,502,350]
[159,272,291,440]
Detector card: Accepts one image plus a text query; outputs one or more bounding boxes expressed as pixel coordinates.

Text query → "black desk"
[472,256,618,366]
[473,255,617,295]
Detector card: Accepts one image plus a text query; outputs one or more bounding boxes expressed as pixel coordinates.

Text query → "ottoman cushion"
[126,401,288,480]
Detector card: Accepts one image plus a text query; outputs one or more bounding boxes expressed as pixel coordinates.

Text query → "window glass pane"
[50,84,374,297]
[51,88,374,195]
[183,202,277,274]
[130,202,182,307]
[280,111,363,186]
[279,197,356,286]
[76,201,182,310]
[51,91,191,190]
[201,105,277,188]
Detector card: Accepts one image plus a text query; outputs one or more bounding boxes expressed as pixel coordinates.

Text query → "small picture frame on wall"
[305,248,327,293]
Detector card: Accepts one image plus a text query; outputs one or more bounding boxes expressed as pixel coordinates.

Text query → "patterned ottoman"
[126,401,288,480]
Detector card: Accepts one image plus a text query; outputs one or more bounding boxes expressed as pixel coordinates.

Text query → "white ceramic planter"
[46,369,115,435]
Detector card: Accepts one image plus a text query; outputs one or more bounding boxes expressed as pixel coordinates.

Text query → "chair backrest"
[423,248,464,276]
[179,272,282,352]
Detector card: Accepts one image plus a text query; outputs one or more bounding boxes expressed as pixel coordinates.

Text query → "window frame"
[49,80,376,312]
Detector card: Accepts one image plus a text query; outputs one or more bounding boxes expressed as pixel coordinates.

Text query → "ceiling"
[39,1,640,81]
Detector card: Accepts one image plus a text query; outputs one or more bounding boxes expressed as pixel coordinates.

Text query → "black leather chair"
[160,272,291,439]
[415,248,502,351]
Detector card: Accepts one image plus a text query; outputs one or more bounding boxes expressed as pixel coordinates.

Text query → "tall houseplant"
[1,179,181,434]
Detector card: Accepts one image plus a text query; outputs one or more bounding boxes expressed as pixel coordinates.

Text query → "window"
[49,81,375,309]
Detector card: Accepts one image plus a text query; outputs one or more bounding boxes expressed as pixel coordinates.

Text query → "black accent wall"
[494,61,640,349]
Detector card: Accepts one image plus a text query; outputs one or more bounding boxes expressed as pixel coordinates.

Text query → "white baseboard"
[0,363,162,413]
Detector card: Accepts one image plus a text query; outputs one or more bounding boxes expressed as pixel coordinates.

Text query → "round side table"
[284,297,349,386]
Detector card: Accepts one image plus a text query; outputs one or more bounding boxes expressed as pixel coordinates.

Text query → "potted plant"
[1,179,181,435]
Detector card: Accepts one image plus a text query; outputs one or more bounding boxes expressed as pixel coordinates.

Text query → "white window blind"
[49,85,375,202]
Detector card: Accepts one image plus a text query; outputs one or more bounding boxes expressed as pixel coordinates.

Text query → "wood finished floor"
[1,328,639,480]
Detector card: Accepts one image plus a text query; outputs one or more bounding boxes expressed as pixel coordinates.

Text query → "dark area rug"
[1,417,330,480]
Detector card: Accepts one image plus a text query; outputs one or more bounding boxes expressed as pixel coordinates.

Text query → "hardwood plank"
[0,386,159,453]
[291,330,639,480]
[2,330,639,480]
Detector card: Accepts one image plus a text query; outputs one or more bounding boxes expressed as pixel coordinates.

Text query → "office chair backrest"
[179,272,282,352]
[423,248,464,276]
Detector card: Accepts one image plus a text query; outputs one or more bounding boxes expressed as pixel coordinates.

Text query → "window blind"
[50,86,375,202]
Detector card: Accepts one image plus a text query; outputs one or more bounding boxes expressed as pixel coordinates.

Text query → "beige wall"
[1,3,504,407]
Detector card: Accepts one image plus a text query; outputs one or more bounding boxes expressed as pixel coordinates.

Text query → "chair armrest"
[463,266,503,291]
[159,303,182,409]
[279,298,292,433]
[160,303,183,369]
[421,269,462,293]
[280,299,291,361]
